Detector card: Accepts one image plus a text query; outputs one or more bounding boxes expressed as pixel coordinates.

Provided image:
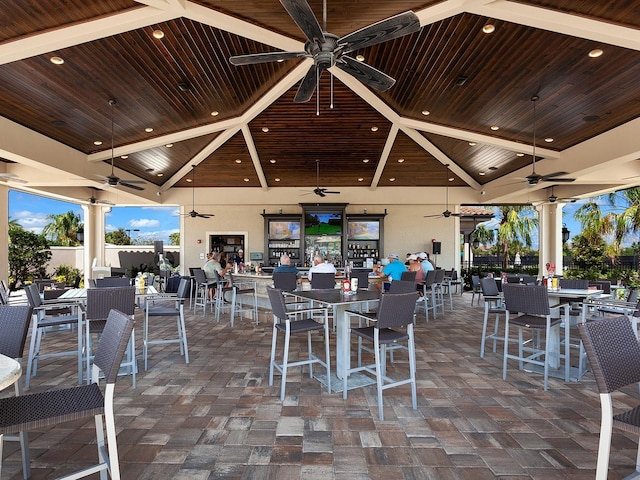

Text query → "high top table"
[0,353,22,391]
[289,288,380,391]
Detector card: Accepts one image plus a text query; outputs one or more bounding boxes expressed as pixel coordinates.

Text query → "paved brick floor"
[2,291,639,479]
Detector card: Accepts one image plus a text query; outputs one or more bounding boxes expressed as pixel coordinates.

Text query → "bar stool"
[228,273,258,325]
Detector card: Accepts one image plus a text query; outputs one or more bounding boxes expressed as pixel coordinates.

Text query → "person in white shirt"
[307,254,336,280]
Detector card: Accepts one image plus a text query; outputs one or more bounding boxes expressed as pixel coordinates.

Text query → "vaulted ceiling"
[0,0,639,207]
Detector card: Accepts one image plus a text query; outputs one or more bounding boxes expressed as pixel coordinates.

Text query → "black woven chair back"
[578,316,640,394]
[33,279,54,293]
[434,269,446,284]
[96,277,131,288]
[424,270,437,287]
[589,280,611,294]
[0,305,33,359]
[43,289,66,300]
[0,284,8,305]
[93,309,135,384]
[87,278,97,288]
[311,273,335,289]
[450,270,459,280]
[388,280,416,294]
[350,270,370,290]
[375,292,418,329]
[400,271,416,282]
[480,277,500,297]
[559,279,589,289]
[176,278,191,299]
[505,275,521,284]
[502,284,550,316]
[193,268,207,284]
[86,286,136,321]
[627,289,640,304]
[273,272,298,291]
[24,283,43,309]
[266,287,288,322]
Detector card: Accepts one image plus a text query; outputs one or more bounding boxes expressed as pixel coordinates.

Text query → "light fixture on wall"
[562,223,570,244]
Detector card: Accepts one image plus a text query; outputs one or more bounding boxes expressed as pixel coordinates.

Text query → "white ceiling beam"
[371,125,399,188]
[0,7,181,65]
[467,0,640,50]
[241,124,268,190]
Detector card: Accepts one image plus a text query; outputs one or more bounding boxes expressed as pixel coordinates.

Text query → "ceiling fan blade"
[546,177,576,183]
[294,65,319,102]
[423,214,442,218]
[339,11,421,54]
[196,213,214,218]
[279,0,325,44]
[229,51,307,66]
[322,190,340,195]
[540,171,573,181]
[119,181,145,191]
[335,56,395,91]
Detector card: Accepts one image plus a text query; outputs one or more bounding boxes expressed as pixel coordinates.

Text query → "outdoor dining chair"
[480,276,506,358]
[0,309,134,480]
[310,272,336,290]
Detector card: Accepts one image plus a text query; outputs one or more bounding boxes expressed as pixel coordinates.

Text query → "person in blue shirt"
[273,254,299,274]
[378,253,407,282]
[418,252,435,275]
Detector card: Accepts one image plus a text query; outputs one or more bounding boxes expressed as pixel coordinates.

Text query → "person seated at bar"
[407,254,425,296]
[274,254,299,275]
[308,254,336,281]
[376,253,407,291]
[204,251,231,296]
[418,252,435,274]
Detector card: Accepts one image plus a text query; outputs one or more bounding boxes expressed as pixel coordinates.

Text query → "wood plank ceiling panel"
[380,131,467,187]
[0,0,139,42]
[175,131,258,187]
[373,13,640,151]
[251,75,390,188]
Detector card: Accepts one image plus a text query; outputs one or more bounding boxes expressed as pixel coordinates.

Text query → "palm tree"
[42,211,82,246]
[607,187,640,251]
[471,225,494,247]
[495,206,538,269]
[574,199,612,243]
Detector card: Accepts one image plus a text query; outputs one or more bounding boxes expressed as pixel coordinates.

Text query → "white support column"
[81,204,108,282]
[0,185,8,287]
[537,203,565,276]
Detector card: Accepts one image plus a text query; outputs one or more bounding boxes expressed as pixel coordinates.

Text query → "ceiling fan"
[547,185,578,203]
[424,164,461,219]
[520,95,575,186]
[229,0,421,103]
[302,159,340,197]
[181,165,215,218]
[87,188,114,206]
[97,99,146,191]
[0,173,26,184]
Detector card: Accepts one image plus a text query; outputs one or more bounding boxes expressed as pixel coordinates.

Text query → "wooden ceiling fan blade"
[229,51,307,66]
[279,0,325,45]
[336,56,395,91]
[339,11,420,53]
[294,65,318,103]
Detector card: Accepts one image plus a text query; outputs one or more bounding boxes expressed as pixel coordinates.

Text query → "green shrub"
[52,264,82,286]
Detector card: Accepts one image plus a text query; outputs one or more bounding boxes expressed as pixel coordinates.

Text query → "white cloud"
[12,210,50,233]
[130,218,160,228]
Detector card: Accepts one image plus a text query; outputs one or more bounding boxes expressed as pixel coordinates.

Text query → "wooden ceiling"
[0,0,639,203]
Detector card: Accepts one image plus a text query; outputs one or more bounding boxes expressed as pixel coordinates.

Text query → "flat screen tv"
[304,212,342,235]
[268,221,300,240]
[348,221,380,240]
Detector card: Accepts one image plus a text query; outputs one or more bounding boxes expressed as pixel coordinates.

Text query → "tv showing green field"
[348,221,379,240]
[305,212,342,235]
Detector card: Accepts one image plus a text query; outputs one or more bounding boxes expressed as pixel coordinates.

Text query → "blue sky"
[9,190,179,243]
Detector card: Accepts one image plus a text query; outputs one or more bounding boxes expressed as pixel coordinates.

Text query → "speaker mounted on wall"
[432,241,441,255]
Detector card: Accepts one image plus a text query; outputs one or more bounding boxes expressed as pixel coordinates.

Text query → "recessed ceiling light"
[275,178,281,182]
[389,177,396,182]
[398,158,405,163]
[490,125,499,131]
[50,56,64,65]
[152,30,164,39]
[371,126,378,132]
[544,137,554,143]
[277,59,284,63]
[120,155,128,159]
[449,177,454,182]
[243,178,250,182]
[482,24,495,34]
[165,143,173,148]
[589,48,603,58]
[269,159,276,164]
[421,110,430,116]
[157,173,163,177]
[145,127,154,132]
[489,166,498,171]
[146,168,154,173]
[356,54,365,62]
[186,178,192,183]
[468,142,476,146]
[261,127,269,132]
[479,172,485,176]
[363,159,370,163]
[235,159,242,164]
[516,152,525,157]
[93,140,102,146]
[211,111,219,116]
[358,178,364,182]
